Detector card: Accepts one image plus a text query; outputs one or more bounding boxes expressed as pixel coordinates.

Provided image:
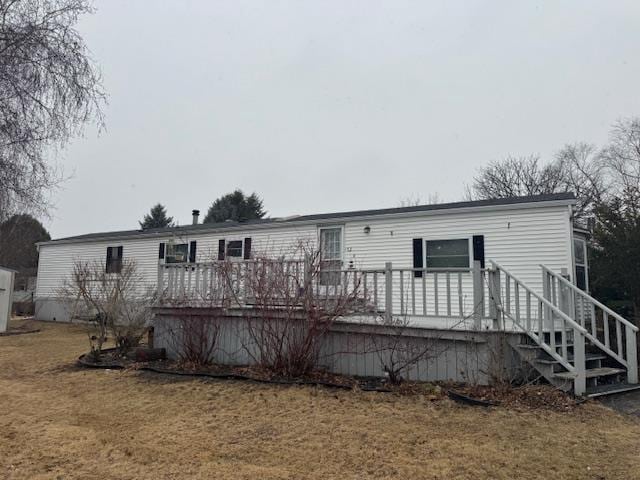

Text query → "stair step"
[553,367,626,380]
[517,343,574,351]
[586,383,640,398]
[535,353,606,365]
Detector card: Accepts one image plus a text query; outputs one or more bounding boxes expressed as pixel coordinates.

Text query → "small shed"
[0,266,16,333]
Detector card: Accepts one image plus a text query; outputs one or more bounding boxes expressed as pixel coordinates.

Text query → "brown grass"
[1,320,640,480]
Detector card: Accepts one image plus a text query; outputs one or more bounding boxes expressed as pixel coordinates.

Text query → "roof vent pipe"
[192,209,200,225]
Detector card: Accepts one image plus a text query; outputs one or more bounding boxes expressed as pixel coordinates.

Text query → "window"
[226,240,243,258]
[165,243,188,263]
[320,227,342,285]
[574,238,588,291]
[106,246,123,273]
[425,239,470,269]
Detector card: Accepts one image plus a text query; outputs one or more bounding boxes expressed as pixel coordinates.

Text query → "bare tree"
[59,259,153,358]
[600,118,640,198]
[398,192,442,207]
[466,152,604,219]
[466,155,565,199]
[0,0,105,220]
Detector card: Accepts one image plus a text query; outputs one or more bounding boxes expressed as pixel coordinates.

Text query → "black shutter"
[116,246,124,273]
[472,235,485,268]
[106,247,113,273]
[189,241,197,263]
[158,242,165,259]
[243,238,252,260]
[218,239,226,260]
[412,238,423,278]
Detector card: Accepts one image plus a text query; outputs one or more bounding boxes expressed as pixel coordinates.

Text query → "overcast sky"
[47,0,640,238]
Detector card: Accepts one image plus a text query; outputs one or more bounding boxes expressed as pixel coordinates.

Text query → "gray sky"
[48,0,640,238]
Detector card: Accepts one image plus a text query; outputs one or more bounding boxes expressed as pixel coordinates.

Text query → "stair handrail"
[490,261,590,390]
[491,262,589,337]
[540,265,639,333]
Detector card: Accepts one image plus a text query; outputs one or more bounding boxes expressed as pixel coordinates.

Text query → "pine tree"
[203,190,266,224]
[139,204,174,229]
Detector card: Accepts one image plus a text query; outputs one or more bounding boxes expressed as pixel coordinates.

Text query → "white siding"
[343,204,572,293]
[35,224,318,298]
[36,203,572,322]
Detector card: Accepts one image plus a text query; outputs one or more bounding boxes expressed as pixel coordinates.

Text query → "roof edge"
[38,193,576,247]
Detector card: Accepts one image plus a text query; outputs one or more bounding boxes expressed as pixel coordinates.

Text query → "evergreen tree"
[203,190,266,224]
[139,204,174,229]
[0,214,51,273]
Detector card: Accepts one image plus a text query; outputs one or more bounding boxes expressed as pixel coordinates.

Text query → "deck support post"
[472,260,484,330]
[626,325,638,384]
[487,265,501,330]
[384,262,393,323]
[573,330,587,396]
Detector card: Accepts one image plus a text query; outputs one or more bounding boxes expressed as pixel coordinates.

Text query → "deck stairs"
[488,262,639,397]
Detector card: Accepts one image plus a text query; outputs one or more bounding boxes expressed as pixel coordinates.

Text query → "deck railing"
[156,260,492,326]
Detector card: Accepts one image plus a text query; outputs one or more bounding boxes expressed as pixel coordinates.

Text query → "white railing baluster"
[603,311,610,349]
[457,272,463,317]
[525,291,531,332]
[505,274,511,315]
[537,300,543,341]
[514,283,520,329]
[411,272,416,315]
[421,272,427,316]
[399,270,404,315]
[434,272,439,316]
[446,272,451,317]
[373,272,378,311]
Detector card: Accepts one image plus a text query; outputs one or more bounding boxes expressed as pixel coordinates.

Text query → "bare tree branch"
[0,0,105,221]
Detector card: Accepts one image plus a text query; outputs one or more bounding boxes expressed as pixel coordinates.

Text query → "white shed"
[0,266,16,333]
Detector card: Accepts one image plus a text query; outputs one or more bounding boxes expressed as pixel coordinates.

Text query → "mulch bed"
[78,348,583,411]
[450,384,586,411]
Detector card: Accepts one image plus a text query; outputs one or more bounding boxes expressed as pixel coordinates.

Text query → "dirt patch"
[1,316,40,336]
[2,320,640,479]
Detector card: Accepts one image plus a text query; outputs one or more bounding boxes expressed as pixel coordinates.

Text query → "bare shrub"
[229,244,367,377]
[164,315,221,366]
[368,315,447,384]
[58,260,152,358]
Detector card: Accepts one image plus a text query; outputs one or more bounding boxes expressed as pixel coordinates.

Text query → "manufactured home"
[35,193,639,396]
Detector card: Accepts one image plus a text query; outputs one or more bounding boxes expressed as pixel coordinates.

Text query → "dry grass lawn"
[2,320,640,479]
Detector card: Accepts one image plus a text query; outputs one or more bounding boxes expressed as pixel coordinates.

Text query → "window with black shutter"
[425,239,470,268]
[226,240,243,258]
[106,246,123,273]
[165,243,188,263]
